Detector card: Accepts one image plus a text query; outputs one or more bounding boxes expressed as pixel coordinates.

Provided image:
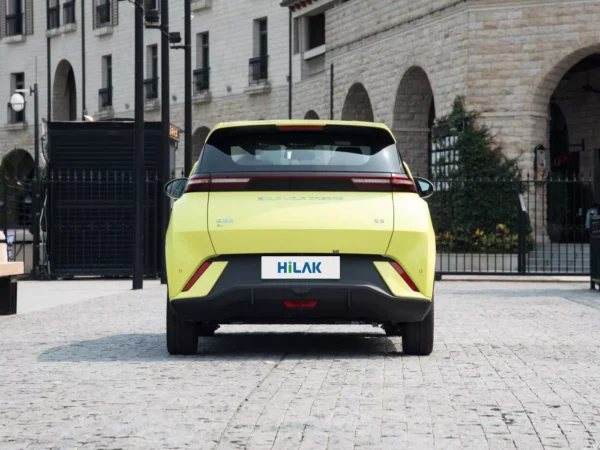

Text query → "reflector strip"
[183,262,212,292]
[390,262,419,292]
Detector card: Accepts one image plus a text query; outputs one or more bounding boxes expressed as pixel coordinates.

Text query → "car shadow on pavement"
[37,331,404,362]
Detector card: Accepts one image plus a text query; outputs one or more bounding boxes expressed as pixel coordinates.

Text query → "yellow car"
[164,120,436,355]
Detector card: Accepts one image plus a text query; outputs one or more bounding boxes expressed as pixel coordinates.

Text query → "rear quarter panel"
[165,192,217,299]
[386,192,436,299]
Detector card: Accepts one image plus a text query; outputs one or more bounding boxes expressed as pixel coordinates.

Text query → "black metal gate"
[44,121,177,278]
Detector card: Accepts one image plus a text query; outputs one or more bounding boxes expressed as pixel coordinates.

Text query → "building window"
[249,18,268,84]
[193,32,210,94]
[144,0,158,11]
[8,73,25,124]
[98,55,113,110]
[293,18,300,54]
[307,13,325,50]
[144,44,159,100]
[63,0,76,25]
[6,0,24,36]
[47,0,60,30]
[93,0,118,28]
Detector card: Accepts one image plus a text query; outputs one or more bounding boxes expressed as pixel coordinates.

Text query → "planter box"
[436,253,519,273]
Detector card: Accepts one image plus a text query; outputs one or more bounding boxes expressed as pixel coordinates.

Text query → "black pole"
[184,0,192,175]
[159,0,170,285]
[31,84,40,279]
[46,37,51,120]
[288,8,292,120]
[81,0,86,118]
[330,63,334,120]
[133,2,145,289]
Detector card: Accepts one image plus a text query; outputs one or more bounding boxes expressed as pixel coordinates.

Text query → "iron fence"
[193,68,210,94]
[144,77,159,101]
[6,102,25,125]
[248,56,268,85]
[2,172,594,278]
[427,173,594,275]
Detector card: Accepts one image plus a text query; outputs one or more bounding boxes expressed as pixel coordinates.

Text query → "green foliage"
[427,97,533,253]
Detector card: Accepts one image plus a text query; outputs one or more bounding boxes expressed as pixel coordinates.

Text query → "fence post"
[518,192,527,275]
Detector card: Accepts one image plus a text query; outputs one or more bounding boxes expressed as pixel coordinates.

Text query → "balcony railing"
[95,3,111,27]
[98,87,113,109]
[7,103,25,125]
[248,55,268,85]
[6,13,24,36]
[63,1,76,25]
[144,77,159,100]
[47,6,60,29]
[193,68,210,94]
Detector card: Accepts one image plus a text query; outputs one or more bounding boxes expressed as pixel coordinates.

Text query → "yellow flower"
[475,229,484,236]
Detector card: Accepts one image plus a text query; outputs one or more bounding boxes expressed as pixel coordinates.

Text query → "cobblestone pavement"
[1,281,600,449]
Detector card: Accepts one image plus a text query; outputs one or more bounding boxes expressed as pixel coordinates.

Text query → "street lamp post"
[10,85,41,279]
[184,0,192,175]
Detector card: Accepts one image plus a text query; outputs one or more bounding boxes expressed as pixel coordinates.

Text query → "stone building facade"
[1,0,599,184]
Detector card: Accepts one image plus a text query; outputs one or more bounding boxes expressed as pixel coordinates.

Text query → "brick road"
[1,281,600,449]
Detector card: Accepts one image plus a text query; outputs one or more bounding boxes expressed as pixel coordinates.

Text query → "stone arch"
[527,43,600,116]
[341,83,374,122]
[52,59,77,121]
[191,126,211,162]
[304,110,319,119]
[0,148,34,179]
[392,66,435,177]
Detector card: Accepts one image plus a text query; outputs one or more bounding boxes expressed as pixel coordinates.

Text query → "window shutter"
[25,0,34,35]
[92,0,97,29]
[0,0,6,38]
[112,0,118,26]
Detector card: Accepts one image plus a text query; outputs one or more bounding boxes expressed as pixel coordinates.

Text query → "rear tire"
[402,301,434,356]
[166,300,198,355]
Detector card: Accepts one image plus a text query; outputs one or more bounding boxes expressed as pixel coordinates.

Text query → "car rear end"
[165,121,436,355]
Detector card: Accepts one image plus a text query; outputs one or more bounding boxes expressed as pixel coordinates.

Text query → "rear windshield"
[195,124,404,174]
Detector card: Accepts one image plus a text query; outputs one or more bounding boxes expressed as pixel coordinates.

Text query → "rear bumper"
[170,286,431,324]
[169,255,432,324]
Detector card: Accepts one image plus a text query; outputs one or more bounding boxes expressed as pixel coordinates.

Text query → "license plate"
[261,256,340,280]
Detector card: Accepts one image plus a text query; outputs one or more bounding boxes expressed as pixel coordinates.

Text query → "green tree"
[427,97,531,252]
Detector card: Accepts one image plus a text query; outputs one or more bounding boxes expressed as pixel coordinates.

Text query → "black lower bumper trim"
[170,284,432,324]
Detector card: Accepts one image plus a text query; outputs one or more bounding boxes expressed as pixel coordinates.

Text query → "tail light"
[182,261,212,292]
[284,300,319,308]
[351,175,416,193]
[184,174,416,193]
[185,176,250,193]
[390,262,419,292]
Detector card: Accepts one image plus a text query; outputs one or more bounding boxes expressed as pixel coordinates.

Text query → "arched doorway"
[304,110,319,119]
[535,50,600,243]
[0,149,35,227]
[191,126,211,162]
[392,66,435,177]
[52,59,77,121]
[341,83,374,122]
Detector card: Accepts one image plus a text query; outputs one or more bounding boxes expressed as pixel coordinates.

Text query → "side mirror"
[413,177,435,199]
[164,177,188,200]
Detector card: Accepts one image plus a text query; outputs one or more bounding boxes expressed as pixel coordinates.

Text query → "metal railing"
[6,13,24,36]
[63,1,76,25]
[47,6,60,29]
[98,87,112,109]
[6,103,25,125]
[193,68,210,94]
[144,77,159,100]
[95,3,111,27]
[248,55,269,85]
[428,173,594,276]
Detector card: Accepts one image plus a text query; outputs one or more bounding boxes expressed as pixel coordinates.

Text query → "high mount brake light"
[184,174,416,193]
[277,126,324,131]
[390,262,419,292]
